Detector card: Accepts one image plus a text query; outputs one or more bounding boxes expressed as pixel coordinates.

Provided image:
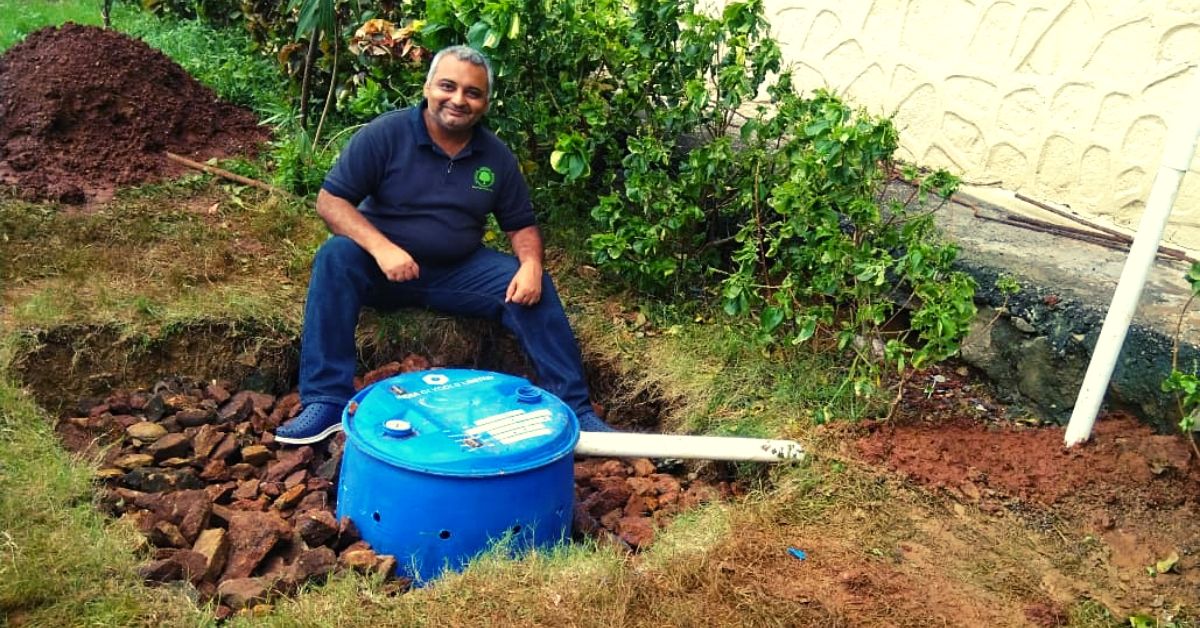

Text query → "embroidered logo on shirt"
[473,166,495,191]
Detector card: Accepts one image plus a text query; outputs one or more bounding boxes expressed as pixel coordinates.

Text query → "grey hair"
[425,45,494,97]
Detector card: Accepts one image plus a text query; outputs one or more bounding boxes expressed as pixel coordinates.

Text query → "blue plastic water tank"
[336,369,579,583]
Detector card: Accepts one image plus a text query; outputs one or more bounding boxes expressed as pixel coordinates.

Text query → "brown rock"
[233,479,260,501]
[295,491,328,513]
[582,477,632,518]
[192,424,224,458]
[206,481,236,503]
[283,469,308,489]
[374,554,398,578]
[222,511,292,580]
[680,483,720,509]
[574,459,602,483]
[174,407,214,428]
[137,557,182,584]
[362,362,403,387]
[336,516,361,550]
[288,546,337,585]
[649,473,682,495]
[241,445,272,467]
[162,489,212,543]
[296,510,338,547]
[151,520,189,548]
[146,432,191,461]
[305,477,332,493]
[162,394,200,412]
[199,459,229,482]
[113,453,155,470]
[266,447,314,482]
[260,481,282,498]
[599,508,622,530]
[95,467,125,480]
[205,383,232,405]
[596,459,628,478]
[218,395,253,424]
[339,548,379,573]
[626,476,655,497]
[192,528,229,581]
[616,516,655,549]
[629,458,656,477]
[217,577,271,610]
[228,463,260,480]
[273,483,306,511]
[395,353,430,373]
[126,422,167,442]
[210,434,240,462]
[623,495,656,517]
[172,549,209,585]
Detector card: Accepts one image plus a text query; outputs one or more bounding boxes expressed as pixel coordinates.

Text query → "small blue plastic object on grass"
[788,547,807,560]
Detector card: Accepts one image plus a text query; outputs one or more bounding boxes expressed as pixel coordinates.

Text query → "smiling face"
[422,55,490,140]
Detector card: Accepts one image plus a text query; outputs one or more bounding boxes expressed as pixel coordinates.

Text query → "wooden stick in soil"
[166,152,291,197]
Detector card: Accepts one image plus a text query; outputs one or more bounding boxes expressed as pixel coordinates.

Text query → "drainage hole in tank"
[439,530,451,540]
[372,511,381,522]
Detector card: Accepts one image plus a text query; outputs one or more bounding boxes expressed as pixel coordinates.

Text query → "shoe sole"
[274,422,344,445]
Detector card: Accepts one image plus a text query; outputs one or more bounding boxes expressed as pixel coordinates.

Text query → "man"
[274,45,615,445]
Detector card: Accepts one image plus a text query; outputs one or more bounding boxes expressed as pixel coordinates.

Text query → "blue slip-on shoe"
[577,410,618,432]
[274,402,344,445]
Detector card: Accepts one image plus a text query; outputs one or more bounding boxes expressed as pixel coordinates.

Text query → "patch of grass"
[0,0,103,51]
[0,376,204,624]
[117,10,283,114]
[0,181,323,331]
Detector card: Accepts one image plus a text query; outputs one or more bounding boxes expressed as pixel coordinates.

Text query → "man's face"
[423,56,489,136]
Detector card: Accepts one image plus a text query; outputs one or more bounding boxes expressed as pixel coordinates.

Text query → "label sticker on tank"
[392,374,495,399]
[461,408,553,445]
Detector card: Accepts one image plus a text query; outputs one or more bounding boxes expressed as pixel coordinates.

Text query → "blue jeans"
[299,236,593,418]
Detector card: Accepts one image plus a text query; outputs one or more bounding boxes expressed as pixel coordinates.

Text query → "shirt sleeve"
[321,113,394,204]
[492,154,537,232]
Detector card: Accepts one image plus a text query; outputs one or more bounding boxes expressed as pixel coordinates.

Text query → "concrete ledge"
[940,189,1200,431]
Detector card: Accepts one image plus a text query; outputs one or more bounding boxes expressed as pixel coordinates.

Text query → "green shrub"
[167,0,977,417]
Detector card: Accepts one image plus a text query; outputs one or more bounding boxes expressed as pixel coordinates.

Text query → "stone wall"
[761,0,1200,250]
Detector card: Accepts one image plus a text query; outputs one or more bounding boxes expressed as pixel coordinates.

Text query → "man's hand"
[505,261,543,305]
[505,225,545,306]
[375,244,420,282]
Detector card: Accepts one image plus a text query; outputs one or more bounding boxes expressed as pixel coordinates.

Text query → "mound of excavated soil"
[0,23,268,204]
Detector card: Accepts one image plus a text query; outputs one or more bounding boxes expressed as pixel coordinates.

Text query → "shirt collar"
[410,99,485,156]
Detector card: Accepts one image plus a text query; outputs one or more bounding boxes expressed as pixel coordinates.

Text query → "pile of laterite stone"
[55,355,740,618]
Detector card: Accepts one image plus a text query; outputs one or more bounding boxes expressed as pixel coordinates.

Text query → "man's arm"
[504,224,544,305]
[316,188,420,282]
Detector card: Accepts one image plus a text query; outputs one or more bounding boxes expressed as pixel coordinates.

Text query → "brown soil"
[852,362,1200,622]
[0,23,267,205]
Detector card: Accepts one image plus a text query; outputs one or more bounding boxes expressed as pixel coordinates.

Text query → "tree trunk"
[298,34,321,130]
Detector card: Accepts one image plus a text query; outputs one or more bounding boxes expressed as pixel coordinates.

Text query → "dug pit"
[24,322,744,617]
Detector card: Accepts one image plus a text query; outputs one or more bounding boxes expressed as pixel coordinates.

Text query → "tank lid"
[343,369,579,477]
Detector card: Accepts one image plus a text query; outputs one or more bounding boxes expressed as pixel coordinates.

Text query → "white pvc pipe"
[1064,67,1200,447]
[575,431,804,462]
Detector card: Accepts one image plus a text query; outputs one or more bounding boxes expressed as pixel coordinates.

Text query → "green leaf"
[761,307,784,333]
[466,20,492,50]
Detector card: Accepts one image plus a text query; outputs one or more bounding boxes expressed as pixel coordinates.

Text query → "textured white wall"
[761,0,1200,249]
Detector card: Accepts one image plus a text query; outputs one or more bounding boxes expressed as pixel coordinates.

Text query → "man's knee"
[313,236,372,273]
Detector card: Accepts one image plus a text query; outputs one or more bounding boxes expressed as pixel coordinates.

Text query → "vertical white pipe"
[1064,68,1200,447]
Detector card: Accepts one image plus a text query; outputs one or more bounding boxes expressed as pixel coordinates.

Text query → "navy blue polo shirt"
[321,102,536,265]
